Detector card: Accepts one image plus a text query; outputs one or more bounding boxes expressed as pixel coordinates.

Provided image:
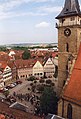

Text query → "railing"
[56,21,81,28]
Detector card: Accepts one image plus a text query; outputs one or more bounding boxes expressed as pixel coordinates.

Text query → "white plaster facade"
[33,61,44,79]
[18,67,33,79]
[3,66,12,85]
[44,58,55,78]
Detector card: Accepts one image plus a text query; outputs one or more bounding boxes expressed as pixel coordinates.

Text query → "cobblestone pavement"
[9,80,38,113]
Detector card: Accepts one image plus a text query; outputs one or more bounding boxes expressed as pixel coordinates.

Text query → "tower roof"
[56,0,81,19]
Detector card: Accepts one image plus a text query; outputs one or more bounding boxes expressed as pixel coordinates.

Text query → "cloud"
[31,0,55,2]
[0,11,47,20]
[0,0,58,20]
[35,22,50,28]
[37,6,62,13]
[0,0,56,12]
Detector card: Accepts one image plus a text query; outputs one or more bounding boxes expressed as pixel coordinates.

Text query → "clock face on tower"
[64,28,71,37]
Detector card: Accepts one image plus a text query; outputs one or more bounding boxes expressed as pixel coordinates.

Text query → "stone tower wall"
[58,26,81,95]
[58,99,81,119]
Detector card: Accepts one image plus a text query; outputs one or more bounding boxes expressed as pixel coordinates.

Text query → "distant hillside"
[5,43,58,47]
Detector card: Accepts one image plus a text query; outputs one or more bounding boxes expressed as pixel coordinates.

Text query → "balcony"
[56,21,81,28]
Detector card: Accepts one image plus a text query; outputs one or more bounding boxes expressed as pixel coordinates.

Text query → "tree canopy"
[46,79,52,84]
[12,46,28,50]
[40,86,58,115]
[22,50,31,60]
[39,79,45,84]
[0,47,7,51]
[28,76,36,81]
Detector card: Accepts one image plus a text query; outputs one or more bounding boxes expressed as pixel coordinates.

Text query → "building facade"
[44,58,55,78]
[3,65,12,85]
[18,67,33,79]
[15,59,33,80]
[33,61,44,79]
[15,58,56,80]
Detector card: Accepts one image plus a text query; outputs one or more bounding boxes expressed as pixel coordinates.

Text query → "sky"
[0,0,81,45]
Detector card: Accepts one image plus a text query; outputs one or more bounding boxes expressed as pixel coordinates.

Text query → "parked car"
[0,88,4,93]
[16,80,22,84]
[0,87,8,93]
[5,85,11,90]
[9,83,16,88]
[3,88,8,92]
[13,82,17,86]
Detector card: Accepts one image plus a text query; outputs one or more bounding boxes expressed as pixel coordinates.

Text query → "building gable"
[44,58,54,68]
[33,61,43,69]
[4,66,11,72]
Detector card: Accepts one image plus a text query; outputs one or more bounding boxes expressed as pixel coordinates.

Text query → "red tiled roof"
[0,61,8,70]
[63,44,81,105]
[9,50,24,54]
[7,60,16,69]
[0,52,9,61]
[8,50,24,60]
[51,52,58,58]
[0,114,5,119]
[15,58,44,69]
[0,51,7,55]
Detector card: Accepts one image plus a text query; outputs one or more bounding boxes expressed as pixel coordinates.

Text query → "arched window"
[80,20,81,25]
[65,43,69,52]
[67,103,72,119]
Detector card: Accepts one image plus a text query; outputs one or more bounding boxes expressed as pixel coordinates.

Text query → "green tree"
[0,47,7,51]
[51,82,55,87]
[12,46,28,50]
[31,85,36,92]
[3,90,9,97]
[40,86,58,115]
[28,76,36,81]
[22,50,31,60]
[39,79,45,84]
[46,79,52,84]
[37,85,44,93]
[34,80,37,84]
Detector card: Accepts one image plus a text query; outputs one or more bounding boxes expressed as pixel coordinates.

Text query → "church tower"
[56,0,81,95]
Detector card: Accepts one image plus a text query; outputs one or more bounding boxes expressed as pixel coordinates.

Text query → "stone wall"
[58,99,81,119]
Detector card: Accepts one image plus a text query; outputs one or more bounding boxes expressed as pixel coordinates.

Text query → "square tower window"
[70,17,75,21]
[65,43,69,52]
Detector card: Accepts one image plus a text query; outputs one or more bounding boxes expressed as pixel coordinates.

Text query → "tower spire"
[56,0,81,19]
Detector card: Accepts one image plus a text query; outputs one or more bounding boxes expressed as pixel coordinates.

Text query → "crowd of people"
[13,92,39,105]
[12,92,40,114]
